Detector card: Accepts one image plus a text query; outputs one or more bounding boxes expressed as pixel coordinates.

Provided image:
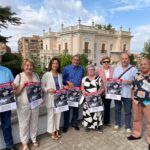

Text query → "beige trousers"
[132,100,150,144]
[17,106,39,144]
[47,108,61,133]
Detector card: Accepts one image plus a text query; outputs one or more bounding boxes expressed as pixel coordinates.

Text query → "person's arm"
[62,67,68,85]
[7,69,14,82]
[41,73,55,94]
[131,76,138,104]
[13,74,26,96]
[98,78,105,94]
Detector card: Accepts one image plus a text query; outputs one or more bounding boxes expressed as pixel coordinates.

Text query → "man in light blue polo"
[0,54,17,150]
[113,53,137,134]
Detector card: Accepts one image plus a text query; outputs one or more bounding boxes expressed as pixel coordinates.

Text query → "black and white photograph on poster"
[67,87,82,107]
[54,89,69,114]
[85,92,103,113]
[0,82,16,112]
[106,78,122,100]
[25,82,43,109]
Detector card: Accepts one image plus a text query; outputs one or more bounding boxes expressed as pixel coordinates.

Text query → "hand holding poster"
[25,82,43,109]
[0,82,16,112]
[106,78,122,100]
[67,87,82,107]
[84,92,103,113]
[54,89,69,113]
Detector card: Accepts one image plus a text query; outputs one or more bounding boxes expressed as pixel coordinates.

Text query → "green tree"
[79,53,88,69]
[95,24,102,29]
[95,23,114,31]
[58,53,88,70]
[1,53,23,76]
[0,6,21,43]
[58,53,72,68]
[129,54,137,66]
[142,40,150,59]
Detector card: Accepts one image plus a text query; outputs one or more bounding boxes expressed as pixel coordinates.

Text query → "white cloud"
[131,25,150,53]
[111,0,150,13]
[0,0,106,52]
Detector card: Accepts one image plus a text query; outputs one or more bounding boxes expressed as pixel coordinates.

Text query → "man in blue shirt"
[113,53,137,134]
[0,55,17,150]
[62,54,84,133]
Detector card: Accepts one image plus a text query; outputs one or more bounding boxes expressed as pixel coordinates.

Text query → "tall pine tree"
[0,6,21,43]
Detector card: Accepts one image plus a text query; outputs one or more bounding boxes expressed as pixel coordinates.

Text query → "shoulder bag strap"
[118,66,133,79]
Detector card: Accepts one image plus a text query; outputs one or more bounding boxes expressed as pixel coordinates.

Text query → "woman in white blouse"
[42,57,63,140]
[14,59,40,150]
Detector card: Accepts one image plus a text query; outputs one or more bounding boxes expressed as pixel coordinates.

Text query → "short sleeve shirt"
[133,72,150,104]
[0,66,14,84]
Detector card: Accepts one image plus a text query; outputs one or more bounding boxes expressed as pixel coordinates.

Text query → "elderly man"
[128,58,150,149]
[0,54,17,150]
[113,53,137,134]
[62,54,84,133]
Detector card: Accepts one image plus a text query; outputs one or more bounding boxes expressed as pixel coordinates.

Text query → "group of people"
[0,53,150,150]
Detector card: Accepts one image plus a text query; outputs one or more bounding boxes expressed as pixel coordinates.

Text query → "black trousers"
[63,107,79,128]
[102,95,112,125]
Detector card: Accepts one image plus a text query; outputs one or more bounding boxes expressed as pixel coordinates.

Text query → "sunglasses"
[103,61,110,64]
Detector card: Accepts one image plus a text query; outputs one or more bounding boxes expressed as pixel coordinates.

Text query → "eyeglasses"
[103,61,110,64]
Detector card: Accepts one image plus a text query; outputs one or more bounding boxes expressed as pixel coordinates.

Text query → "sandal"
[56,131,62,138]
[32,141,39,148]
[23,144,29,150]
[51,134,59,140]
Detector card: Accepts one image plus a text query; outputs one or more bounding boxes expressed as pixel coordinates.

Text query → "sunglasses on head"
[103,61,110,64]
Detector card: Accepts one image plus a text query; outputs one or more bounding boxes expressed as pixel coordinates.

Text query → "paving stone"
[16,109,148,150]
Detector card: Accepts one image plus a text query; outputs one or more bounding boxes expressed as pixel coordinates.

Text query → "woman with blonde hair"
[14,58,40,150]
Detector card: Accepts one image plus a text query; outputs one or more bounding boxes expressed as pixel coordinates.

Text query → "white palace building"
[40,19,132,67]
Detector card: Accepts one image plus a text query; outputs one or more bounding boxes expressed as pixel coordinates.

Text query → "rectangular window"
[110,44,113,51]
[65,43,68,50]
[102,43,105,51]
[58,44,61,52]
[94,43,97,58]
[123,44,126,52]
[84,42,89,53]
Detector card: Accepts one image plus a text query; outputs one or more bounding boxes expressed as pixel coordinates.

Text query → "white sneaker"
[113,125,119,131]
[126,128,131,133]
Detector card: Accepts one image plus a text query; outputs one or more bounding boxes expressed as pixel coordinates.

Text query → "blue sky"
[1,0,150,53]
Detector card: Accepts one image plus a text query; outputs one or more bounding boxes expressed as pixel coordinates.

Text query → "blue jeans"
[0,111,13,148]
[115,97,132,129]
[63,107,79,128]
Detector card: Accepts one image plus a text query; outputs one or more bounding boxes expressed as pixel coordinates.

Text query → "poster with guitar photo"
[0,82,16,112]
[25,82,43,109]
[106,78,122,101]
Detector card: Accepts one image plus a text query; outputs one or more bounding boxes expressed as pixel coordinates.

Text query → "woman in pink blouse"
[96,56,114,127]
